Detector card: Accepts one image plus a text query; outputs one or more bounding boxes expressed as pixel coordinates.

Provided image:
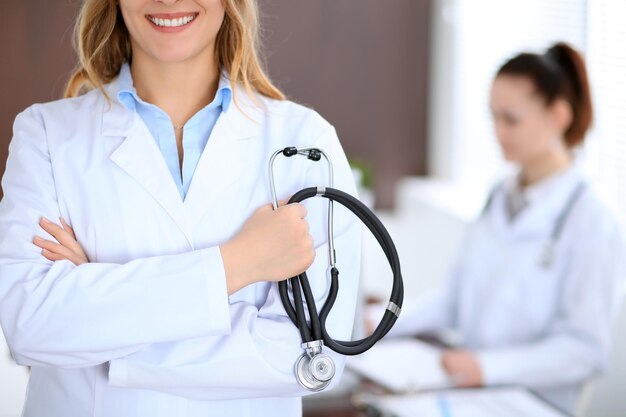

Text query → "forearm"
[0,247,230,368]
[477,334,604,389]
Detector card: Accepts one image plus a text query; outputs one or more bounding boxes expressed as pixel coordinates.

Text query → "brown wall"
[259,0,431,208]
[0,1,80,200]
[0,1,431,208]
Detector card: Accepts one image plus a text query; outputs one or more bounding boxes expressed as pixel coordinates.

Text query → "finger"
[34,237,79,261]
[33,236,62,252]
[42,248,70,262]
[449,373,468,387]
[59,217,77,239]
[39,217,65,237]
[40,217,75,246]
[283,202,308,218]
[39,218,82,252]
[41,248,82,265]
[265,199,290,211]
[277,197,291,207]
[258,200,282,212]
[41,244,84,265]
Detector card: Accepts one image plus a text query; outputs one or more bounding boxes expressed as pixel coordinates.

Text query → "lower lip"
[146,15,198,33]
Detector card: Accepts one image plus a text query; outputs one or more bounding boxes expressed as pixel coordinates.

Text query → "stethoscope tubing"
[279,186,404,356]
[482,180,587,268]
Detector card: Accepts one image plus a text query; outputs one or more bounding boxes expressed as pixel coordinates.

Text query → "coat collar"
[102,74,265,247]
[488,164,586,239]
[101,71,258,138]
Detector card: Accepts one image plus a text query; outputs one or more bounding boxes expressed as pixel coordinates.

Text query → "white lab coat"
[0,76,362,417]
[390,166,626,413]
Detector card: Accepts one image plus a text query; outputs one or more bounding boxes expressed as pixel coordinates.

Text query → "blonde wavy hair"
[64,0,285,104]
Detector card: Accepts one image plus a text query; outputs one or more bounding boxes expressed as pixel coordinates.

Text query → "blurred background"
[1,0,625,416]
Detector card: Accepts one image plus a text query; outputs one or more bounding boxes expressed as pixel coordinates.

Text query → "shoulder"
[259,95,329,125]
[238,92,336,144]
[571,182,626,248]
[13,88,105,132]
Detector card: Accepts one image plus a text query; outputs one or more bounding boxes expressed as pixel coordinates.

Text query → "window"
[429,0,588,191]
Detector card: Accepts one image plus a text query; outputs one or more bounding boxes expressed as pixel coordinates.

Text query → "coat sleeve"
[0,106,232,368]
[477,217,626,389]
[107,122,363,400]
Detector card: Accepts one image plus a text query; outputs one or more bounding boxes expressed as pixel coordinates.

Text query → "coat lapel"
[103,99,192,245]
[183,100,262,231]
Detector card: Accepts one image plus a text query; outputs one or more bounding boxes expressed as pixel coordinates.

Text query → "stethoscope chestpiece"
[294,352,335,392]
[294,340,336,392]
[309,353,335,382]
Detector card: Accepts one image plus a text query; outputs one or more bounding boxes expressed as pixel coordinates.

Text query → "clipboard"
[356,386,573,417]
[346,337,573,417]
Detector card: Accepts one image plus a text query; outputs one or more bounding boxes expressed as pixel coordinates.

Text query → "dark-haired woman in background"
[380,43,626,412]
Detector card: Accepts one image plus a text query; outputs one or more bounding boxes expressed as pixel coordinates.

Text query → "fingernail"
[40,217,51,224]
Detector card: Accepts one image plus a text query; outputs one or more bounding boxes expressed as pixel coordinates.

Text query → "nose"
[155,0,182,5]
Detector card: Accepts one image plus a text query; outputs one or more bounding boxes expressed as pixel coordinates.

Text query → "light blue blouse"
[117,63,232,200]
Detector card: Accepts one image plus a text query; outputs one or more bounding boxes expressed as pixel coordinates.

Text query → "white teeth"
[149,15,195,28]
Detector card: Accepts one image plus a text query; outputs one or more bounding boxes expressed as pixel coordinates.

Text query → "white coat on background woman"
[385,43,626,413]
[0,1,361,416]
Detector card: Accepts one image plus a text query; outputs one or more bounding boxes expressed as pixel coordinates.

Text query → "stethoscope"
[482,180,587,268]
[268,146,404,392]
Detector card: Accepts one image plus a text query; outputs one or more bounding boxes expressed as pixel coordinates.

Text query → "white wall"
[0,332,27,417]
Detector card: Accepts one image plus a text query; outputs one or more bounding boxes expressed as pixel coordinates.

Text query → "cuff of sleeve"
[108,359,128,387]
[477,349,513,386]
[201,247,231,335]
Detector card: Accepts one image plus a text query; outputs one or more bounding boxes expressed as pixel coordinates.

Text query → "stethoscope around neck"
[268,146,404,392]
[482,180,587,268]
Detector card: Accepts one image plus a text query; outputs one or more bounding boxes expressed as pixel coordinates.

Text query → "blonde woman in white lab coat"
[0,1,361,416]
[385,43,626,413]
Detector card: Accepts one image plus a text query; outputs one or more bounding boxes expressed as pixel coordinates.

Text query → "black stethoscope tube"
[279,186,404,356]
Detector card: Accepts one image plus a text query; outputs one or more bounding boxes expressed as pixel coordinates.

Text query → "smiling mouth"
[147,13,199,28]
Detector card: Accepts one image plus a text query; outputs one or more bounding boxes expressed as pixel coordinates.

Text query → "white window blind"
[584,0,626,220]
